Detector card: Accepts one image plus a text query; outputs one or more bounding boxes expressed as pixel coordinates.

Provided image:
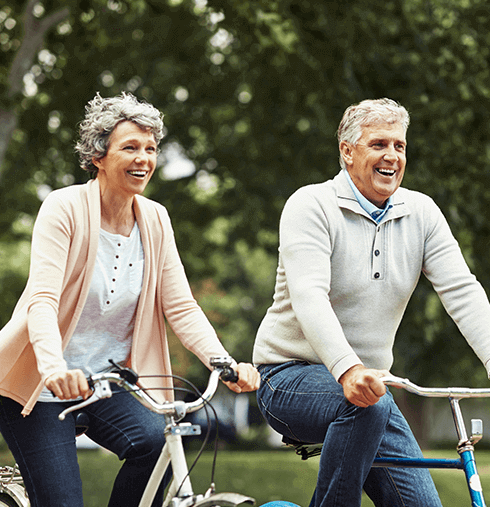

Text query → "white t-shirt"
[39,222,144,401]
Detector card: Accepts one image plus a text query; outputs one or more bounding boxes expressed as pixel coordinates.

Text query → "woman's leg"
[84,386,171,507]
[0,396,83,507]
[257,362,441,507]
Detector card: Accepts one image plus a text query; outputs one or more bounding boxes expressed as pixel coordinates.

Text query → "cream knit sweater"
[253,170,490,380]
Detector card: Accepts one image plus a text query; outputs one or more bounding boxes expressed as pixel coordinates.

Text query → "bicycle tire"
[0,493,22,507]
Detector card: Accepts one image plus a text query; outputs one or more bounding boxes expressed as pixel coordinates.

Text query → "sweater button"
[374,250,380,256]
[374,272,380,279]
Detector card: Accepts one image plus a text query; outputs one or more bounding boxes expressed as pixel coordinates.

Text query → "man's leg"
[257,362,392,507]
[363,397,442,507]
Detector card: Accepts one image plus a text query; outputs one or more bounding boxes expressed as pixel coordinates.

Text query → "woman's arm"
[27,192,72,381]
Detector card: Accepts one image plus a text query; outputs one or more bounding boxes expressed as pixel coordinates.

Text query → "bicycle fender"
[193,492,255,507]
[0,483,30,507]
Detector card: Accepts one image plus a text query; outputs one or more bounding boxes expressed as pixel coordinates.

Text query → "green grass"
[2,447,490,506]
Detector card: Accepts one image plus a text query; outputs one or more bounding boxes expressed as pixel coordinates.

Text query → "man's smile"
[375,168,396,177]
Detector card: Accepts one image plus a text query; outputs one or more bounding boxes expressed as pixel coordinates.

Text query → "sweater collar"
[335,169,410,223]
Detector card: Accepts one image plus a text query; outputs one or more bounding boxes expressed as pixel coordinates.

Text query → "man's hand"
[223,362,261,394]
[338,364,389,407]
[45,369,92,400]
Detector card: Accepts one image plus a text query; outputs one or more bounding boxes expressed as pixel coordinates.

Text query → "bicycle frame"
[287,375,490,507]
[376,375,490,507]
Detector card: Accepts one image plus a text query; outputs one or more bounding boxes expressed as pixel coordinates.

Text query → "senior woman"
[0,92,260,507]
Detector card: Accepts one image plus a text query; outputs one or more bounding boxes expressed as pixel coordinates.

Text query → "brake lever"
[58,379,113,421]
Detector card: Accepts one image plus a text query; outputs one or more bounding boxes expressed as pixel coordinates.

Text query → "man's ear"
[339,141,354,167]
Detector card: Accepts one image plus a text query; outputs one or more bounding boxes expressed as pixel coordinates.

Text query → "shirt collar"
[344,170,393,223]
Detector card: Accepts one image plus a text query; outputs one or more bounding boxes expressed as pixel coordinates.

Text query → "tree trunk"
[0,0,69,177]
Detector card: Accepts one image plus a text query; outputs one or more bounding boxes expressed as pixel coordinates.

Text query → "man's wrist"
[338,363,365,386]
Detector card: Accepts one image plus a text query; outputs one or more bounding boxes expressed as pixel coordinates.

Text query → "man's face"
[340,122,407,208]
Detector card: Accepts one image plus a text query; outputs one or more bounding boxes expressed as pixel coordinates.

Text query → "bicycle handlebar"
[58,356,238,422]
[381,374,490,399]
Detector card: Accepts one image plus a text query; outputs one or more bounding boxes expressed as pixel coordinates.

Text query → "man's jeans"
[0,386,171,507]
[257,361,443,507]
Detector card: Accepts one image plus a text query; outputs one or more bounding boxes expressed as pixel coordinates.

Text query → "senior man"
[253,98,490,506]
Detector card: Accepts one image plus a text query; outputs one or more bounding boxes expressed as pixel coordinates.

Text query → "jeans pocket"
[258,360,309,384]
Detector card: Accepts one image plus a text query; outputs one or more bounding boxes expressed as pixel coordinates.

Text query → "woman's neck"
[99,192,135,237]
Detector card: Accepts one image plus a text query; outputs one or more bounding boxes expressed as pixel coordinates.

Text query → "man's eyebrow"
[368,137,406,145]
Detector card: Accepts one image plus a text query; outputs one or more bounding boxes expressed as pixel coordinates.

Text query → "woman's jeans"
[257,362,443,507]
[0,386,171,507]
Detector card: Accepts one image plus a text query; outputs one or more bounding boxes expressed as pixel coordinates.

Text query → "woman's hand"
[223,362,261,394]
[45,369,92,400]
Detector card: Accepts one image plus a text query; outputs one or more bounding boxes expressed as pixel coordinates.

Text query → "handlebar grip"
[220,367,239,383]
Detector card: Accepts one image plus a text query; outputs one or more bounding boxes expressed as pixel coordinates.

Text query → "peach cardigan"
[0,179,229,415]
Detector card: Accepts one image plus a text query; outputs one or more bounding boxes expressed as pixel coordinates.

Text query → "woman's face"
[94,120,158,199]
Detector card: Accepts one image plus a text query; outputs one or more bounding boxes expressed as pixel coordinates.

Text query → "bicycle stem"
[450,398,471,450]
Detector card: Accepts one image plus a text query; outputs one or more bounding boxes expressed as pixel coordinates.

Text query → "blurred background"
[2,0,490,503]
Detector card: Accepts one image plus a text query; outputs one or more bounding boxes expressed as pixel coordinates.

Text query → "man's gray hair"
[75,92,165,175]
[337,98,410,170]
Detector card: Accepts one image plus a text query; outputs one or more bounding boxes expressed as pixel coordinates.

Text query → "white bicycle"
[0,356,255,507]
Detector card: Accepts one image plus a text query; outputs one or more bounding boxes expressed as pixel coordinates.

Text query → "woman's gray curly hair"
[337,98,410,170]
[75,92,165,176]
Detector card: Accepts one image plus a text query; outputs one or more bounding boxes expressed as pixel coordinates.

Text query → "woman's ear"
[92,157,101,170]
[339,141,353,167]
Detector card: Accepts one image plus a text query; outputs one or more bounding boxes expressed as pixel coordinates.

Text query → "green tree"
[2,0,490,387]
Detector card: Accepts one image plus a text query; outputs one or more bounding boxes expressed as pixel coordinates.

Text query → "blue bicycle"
[262,374,490,507]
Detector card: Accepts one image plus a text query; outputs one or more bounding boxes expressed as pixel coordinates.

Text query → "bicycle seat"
[75,412,90,436]
[281,435,313,446]
[281,435,323,460]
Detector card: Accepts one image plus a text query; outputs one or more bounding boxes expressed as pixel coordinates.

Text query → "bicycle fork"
[138,413,201,507]
[450,397,486,507]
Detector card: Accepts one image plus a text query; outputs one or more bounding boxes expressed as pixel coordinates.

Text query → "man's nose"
[383,144,398,161]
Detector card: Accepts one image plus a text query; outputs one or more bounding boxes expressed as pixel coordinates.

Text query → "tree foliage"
[2,0,490,385]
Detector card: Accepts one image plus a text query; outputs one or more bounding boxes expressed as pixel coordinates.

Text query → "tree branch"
[8,1,70,98]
